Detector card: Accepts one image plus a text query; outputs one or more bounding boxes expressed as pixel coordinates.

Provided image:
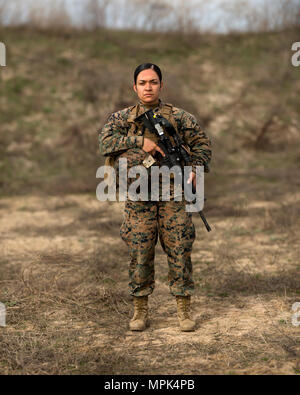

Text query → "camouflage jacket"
[99,100,212,174]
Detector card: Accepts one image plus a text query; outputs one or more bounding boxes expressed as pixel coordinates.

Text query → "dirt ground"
[0,26,299,376]
[0,190,299,375]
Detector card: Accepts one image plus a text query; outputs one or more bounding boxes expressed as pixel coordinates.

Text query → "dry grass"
[0,189,299,374]
[0,26,300,375]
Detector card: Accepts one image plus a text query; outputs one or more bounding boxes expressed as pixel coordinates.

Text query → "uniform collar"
[138,99,163,113]
[127,99,164,123]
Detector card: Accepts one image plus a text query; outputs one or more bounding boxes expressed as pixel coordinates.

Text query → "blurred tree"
[85,0,109,29]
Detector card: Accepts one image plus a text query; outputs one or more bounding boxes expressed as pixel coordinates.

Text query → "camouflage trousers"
[120,200,195,297]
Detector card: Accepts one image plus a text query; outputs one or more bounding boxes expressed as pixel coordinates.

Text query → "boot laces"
[178,297,191,319]
[134,298,148,319]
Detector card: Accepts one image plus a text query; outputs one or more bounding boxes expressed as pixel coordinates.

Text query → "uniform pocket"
[120,207,131,243]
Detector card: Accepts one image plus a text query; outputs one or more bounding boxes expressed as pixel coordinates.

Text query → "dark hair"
[134,63,162,85]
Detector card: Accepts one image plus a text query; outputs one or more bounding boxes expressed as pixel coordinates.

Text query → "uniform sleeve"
[180,111,212,173]
[99,112,144,157]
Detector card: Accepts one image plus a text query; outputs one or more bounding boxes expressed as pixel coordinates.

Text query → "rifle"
[135,109,211,232]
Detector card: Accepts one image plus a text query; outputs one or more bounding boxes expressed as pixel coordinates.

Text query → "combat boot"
[176,296,196,332]
[129,296,149,331]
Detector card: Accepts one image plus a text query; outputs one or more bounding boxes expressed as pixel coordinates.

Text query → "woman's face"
[133,68,163,105]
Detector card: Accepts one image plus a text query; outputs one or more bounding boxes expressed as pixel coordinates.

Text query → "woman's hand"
[187,171,196,189]
[142,137,165,157]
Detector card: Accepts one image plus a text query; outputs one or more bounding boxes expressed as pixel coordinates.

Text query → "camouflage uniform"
[99,100,211,297]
